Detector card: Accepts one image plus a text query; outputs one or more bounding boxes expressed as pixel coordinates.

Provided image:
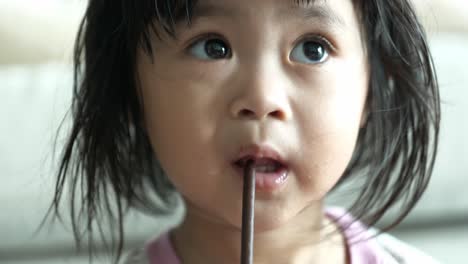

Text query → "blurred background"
[0,0,467,263]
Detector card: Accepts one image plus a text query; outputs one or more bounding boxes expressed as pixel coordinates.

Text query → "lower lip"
[233,165,289,192]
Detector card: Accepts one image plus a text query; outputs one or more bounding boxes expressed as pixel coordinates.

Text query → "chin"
[251,212,292,232]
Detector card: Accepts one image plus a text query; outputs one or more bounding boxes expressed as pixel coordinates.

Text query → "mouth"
[231,144,290,192]
[233,157,287,173]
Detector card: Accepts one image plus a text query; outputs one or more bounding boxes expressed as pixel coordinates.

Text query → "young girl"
[49,0,440,263]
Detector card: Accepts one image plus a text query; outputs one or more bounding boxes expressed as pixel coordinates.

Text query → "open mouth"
[234,157,286,173]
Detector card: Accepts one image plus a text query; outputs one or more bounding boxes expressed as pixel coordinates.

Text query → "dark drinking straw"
[241,160,256,264]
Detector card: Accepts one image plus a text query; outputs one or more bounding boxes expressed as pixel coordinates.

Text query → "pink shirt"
[124,207,438,264]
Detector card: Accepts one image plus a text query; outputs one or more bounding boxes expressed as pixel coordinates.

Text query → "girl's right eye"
[188,37,232,60]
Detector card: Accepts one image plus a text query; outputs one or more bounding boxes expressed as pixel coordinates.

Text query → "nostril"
[238,109,284,119]
[269,110,284,119]
[239,109,255,117]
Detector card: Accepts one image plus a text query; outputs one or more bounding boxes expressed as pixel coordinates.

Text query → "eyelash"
[183,32,337,58]
[295,34,336,54]
[184,33,227,51]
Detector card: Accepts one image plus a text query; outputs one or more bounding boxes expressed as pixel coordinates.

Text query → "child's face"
[137,0,368,230]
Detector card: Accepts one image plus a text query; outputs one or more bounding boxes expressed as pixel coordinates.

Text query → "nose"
[229,63,292,121]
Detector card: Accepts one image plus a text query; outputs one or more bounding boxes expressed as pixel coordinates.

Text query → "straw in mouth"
[241,159,256,264]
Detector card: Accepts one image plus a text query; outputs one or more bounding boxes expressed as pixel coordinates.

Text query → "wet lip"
[231,144,290,193]
[231,143,290,191]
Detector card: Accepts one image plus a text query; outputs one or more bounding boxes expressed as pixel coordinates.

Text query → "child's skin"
[137,0,368,263]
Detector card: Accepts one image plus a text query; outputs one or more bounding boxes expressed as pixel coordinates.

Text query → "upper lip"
[232,144,287,167]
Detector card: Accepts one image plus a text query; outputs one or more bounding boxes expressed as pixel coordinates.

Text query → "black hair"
[45,0,439,262]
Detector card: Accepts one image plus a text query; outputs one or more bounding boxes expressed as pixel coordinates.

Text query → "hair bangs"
[134,0,197,56]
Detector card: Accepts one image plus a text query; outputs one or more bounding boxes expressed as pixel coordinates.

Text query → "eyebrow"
[289,1,346,28]
[191,0,346,29]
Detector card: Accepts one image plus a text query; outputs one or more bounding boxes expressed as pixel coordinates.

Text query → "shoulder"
[374,232,440,264]
[121,247,149,264]
[121,231,181,264]
[325,207,440,264]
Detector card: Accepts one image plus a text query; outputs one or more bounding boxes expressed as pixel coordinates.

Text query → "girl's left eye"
[290,38,330,65]
[188,37,232,60]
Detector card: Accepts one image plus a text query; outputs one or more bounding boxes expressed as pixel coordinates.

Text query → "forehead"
[190,0,356,29]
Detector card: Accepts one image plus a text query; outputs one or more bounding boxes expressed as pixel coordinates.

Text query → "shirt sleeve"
[121,247,150,264]
[376,233,441,264]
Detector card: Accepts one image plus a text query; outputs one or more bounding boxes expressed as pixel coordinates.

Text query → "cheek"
[294,65,367,197]
[137,63,224,202]
[143,86,207,161]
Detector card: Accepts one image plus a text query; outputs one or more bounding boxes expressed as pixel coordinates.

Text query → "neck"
[171,202,347,264]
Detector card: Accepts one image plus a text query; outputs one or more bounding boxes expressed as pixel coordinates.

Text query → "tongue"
[252,158,280,173]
